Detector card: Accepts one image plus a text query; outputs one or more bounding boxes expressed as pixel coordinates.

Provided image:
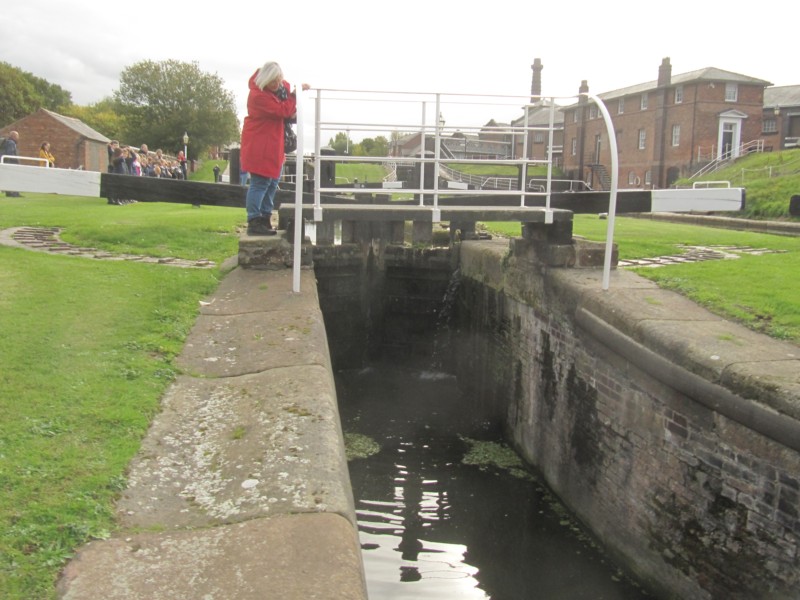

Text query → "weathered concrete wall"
[454,238,800,599]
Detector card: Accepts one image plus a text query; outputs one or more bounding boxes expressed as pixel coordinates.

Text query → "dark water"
[336,365,652,600]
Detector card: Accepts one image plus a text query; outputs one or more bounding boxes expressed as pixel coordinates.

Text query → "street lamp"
[182,132,189,179]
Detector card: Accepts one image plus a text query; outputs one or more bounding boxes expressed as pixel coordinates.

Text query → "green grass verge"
[0,193,242,599]
[484,215,800,342]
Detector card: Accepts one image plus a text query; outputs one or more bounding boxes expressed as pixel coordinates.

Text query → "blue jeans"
[245,174,279,221]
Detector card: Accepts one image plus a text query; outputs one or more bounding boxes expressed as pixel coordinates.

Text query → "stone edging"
[0,227,215,268]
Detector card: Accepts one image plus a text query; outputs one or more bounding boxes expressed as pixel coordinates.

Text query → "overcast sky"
[2,0,795,144]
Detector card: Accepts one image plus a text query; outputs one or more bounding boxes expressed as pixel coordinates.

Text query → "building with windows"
[560,58,771,189]
[762,85,800,151]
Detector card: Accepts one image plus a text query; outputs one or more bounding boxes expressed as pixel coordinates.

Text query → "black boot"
[247,216,276,236]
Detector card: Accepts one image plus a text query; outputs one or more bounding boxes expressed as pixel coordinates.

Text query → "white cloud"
[2,0,794,143]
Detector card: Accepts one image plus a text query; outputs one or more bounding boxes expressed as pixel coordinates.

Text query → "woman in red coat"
[241,61,304,236]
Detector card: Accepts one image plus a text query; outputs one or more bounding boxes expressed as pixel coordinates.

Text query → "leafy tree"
[0,62,72,126]
[28,73,72,113]
[328,131,352,155]
[371,136,389,157]
[355,136,389,157]
[114,60,239,159]
[63,98,127,142]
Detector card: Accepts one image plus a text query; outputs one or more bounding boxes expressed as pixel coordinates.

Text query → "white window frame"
[763,118,777,133]
[571,137,577,156]
[640,93,648,110]
[674,86,683,104]
[628,171,638,185]
[638,129,646,150]
[618,98,624,114]
[725,83,738,102]
[644,171,652,186]
[589,106,597,119]
[671,124,681,147]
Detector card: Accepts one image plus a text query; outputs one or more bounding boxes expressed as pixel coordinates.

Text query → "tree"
[114,60,239,159]
[352,135,389,157]
[328,131,352,155]
[0,62,72,126]
[63,98,127,142]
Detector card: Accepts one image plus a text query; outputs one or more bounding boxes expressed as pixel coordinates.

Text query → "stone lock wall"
[453,238,800,599]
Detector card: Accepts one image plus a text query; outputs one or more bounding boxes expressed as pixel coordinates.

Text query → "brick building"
[762,85,800,150]
[510,58,565,166]
[0,108,110,172]
[561,57,771,189]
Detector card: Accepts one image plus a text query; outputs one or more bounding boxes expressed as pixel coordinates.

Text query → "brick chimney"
[658,57,672,87]
[530,58,543,102]
[578,79,589,102]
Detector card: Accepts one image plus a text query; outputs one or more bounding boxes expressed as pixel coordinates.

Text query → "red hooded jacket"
[240,71,297,179]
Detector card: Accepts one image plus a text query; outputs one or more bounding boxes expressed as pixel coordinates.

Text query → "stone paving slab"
[57,513,366,600]
[198,266,321,316]
[116,367,351,530]
[177,309,331,378]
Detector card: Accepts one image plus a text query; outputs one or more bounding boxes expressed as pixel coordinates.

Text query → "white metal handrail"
[1,155,51,167]
[292,88,619,291]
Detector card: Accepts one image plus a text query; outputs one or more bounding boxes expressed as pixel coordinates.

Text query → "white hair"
[254,61,283,90]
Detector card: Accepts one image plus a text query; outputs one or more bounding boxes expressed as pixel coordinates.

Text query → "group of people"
[107,141,186,179]
[240,60,309,235]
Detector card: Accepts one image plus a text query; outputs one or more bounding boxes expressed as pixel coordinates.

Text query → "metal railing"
[306,89,591,214]
[288,88,619,291]
[691,139,766,179]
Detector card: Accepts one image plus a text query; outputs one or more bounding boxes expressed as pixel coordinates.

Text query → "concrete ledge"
[57,513,365,600]
[238,230,312,269]
[57,263,367,599]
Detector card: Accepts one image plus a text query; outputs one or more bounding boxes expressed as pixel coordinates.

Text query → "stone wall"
[453,238,800,599]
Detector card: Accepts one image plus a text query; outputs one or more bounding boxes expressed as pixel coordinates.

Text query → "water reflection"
[337,365,651,600]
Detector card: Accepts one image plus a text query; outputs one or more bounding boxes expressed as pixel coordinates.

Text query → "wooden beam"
[100,174,246,207]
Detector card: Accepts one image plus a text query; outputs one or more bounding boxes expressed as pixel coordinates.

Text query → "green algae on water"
[460,436,533,480]
[344,432,381,460]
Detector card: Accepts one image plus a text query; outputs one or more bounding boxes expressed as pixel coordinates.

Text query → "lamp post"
[182,132,189,179]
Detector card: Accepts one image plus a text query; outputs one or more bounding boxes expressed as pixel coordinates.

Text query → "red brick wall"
[1,110,109,171]
[562,80,768,188]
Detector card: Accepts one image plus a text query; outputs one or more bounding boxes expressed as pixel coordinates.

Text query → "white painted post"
[292,91,305,294]
[585,93,619,291]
